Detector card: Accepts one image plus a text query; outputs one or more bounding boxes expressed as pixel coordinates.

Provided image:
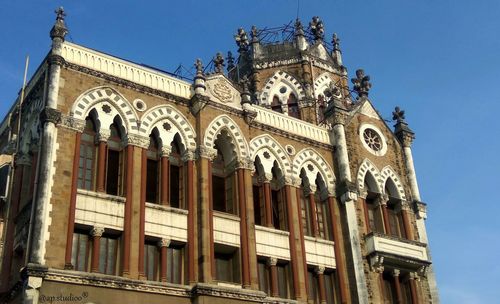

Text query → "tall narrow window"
[146,135,159,203]
[167,245,184,284]
[287,93,300,119]
[98,235,118,275]
[257,259,270,294]
[271,96,283,113]
[78,118,96,190]
[383,271,398,304]
[316,196,333,240]
[144,241,159,281]
[277,262,293,299]
[308,268,320,303]
[71,231,90,271]
[106,124,123,196]
[387,202,404,238]
[214,246,240,284]
[365,195,384,234]
[301,188,312,236]
[170,139,183,208]
[212,147,236,215]
[324,270,340,304]
[253,184,262,226]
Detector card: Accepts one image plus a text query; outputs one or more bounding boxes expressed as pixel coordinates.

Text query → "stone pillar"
[306,186,319,237]
[184,150,197,284]
[23,275,43,304]
[392,269,403,304]
[95,134,108,193]
[159,238,170,283]
[261,174,273,228]
[268,257,279,297]
[295,186,309,297]
[123,144,134,275]
[409,272,420,304]
[90,226,105,273]
[138,148,147,278]
[327,196,348,304]
[377,194,391,235]
[64,131,82,268]
[316,266,327,304]
[160,147,171,206]
[400,200,413,240]
[330,108,368,303]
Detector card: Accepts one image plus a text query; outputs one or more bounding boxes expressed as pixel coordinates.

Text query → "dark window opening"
[277,262,293,299]
[253,185,262,226]
[215,247,240,284]
[167,245,184,284]
[271,96,283,113]
[213,175,226,212]
[146,159,159,203]
[287,93,300,119]
[144,242,159,281]
[98,236,118,275]
[71,231,90,271]
[170,164,181,208]
[257,259,270,294]
[78,118,96,190]
[106,149,121,195]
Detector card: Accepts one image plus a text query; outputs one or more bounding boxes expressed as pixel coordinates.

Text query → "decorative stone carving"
[96,129,111,143]
[50,7,68,41]
[351,69,372,98]
[240,76,251,105]
[15,153,32,166]
[189,94,210,116]
[332,33,341,52]
[61,113,85,132]
[393,106,415,147]
[158,238,171,248]
[415,200,427,220]
[209,78,233,103]
[161,146,172,157]
[124,133,149,148]
[181,149,196,162]
[309,16,325,41]
[250,25,259,43]
[213,52,225,74]
[267,257,278,267]
[198,146,217,161]
[315,266,325,275]
[369,255,385,273]
[235,28,249,52]
[392,269,401,277]
[90,226,105,237]
[39,107,61,125]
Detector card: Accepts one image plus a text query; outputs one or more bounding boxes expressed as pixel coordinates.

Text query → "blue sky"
[1,1,499,303]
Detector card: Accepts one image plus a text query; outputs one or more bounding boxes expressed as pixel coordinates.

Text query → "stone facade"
[0,10,438,304]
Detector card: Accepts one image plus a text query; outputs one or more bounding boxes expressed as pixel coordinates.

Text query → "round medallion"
[359,124,387,156]
[133,99,147,112]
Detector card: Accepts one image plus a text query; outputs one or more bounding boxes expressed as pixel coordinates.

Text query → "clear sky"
[1,1,499,303]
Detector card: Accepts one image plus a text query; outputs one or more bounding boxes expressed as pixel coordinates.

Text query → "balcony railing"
[255,225,290,261]
[365,232,429,262]
[75,189,125,230]
[213,211,241,247]
[304,236,336,268]
[145,203,188,242]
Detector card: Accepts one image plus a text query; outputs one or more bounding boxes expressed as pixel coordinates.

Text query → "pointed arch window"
[146,134,160,203]
[169,136,184,209]
[287,93,300,119]
[211,131,237,215]
[385,184,406,239]
[78,118,97,190]
[105,123,124,196]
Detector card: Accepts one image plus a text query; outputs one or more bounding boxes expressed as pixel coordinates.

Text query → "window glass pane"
[146,159,159,203]
[170,165,180,208]
[257,260,269,293]
[213,176,226,212]
[106,150,120,195]
[253,185,262,226]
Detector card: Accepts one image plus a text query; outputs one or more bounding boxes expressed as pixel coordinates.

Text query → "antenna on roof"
[296,0,300,20]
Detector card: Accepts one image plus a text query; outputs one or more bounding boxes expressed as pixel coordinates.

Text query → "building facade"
[0,9,438,304]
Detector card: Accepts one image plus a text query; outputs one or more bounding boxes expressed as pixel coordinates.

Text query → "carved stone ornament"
[61,113,86,132]
[50,7,68,41]
[158,238,171,248]
[309,16,325,41]
[90,226,105,237]
[213,52,225,73]
[209,78,233,103]
[161,146,172,157]
[351,69,372,98]
[125,134,149,148]
[267,257,278,267]
[235,28,249,52]
[315,266,326,275]
[102,104,112,114]
[181,149,197,162]
[369,255,385,273]
[97,129,111,143]
[39,107,61,125]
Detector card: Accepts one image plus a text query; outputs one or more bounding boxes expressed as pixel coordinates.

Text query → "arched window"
[299,170,332,239]
[106,122,124,196]
[271,96,283,113]
[385,181,406,239]
[287,93,300,119]
[78,118,97,190]
[363,173,384,234]
[146,133,160,203]
[169,134,184,209]
[270,165,286,230]
[212,131,237,215]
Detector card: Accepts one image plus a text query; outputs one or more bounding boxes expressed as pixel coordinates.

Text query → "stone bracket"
[189,94,210,116]
[39,107,62,125]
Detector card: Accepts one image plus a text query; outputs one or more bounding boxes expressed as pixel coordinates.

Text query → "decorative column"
[377,194,391,235]
[138,147,148,278]
[260,174,273,228]
[65,125,84,268]
[295,185,309,297]
[393,107,439,302]
[159,238,171,283]
[123,143,134,275]
[184,150,197,283]
[327,196,348,304]
[160,146,171,206]
[95,130,110,193]
[29,7,66,265]
[400,200,413,240]
[326,102,368,303]
[268,257,279,297]
[306,185,319,237]
[392,269,403,304]
[236,158,253,288]
[316,266,327,304]
[90,226,105,273]
[409,272,420,304]
[359,190,371,234]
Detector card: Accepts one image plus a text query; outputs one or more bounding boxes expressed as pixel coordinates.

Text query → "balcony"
[365,232,430,271]
[145,203,188,242]
[304,236,336,269]
[255,225,290,261]
[75,189,125,230]
[213,211,240,247]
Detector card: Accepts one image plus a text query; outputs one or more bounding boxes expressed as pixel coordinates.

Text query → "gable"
[205,74,242,110]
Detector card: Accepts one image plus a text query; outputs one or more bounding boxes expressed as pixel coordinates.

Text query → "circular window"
[279,86,287,94]
[359,124,387,156]
[133,99,147,112]
[363,128,382,151]
[285,144,295,155]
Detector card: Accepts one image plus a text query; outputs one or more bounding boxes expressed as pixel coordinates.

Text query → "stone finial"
[295,18,304,36]
[226,51,235,72]
[251,25,259,43]
[351,69,372,98]
[50,7,68,41]
[392,106,415,147]
[193,59,206,95]
[309,16,325,41]
[332,33,341,52]
[235,28,249,52]
[240,76,251,105]
[213,52,225,74]
[195,58,204,75]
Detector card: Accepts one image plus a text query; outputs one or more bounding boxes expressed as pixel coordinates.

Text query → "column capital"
[399,200,411,211]
[315,266,325,275]
[414,200,427,220]
[369,255,384,273]
[280,175,299,188]
[161,146,172,157]
[96,129,111,143]
[392,269,401,277]
[61,114,86,132]
[375,194,389,206]
[197,146,217,161]
[39,107,62,125]
[409,272,420,281]
[15,153,32,166]
[90,226,105,237]
[158,238,171,248]
[358,188,368,199]
[267,257,278,267]
[182,149,197,162]
[258,173,273,184]
[124,133,149,148]
[235,157,254,171]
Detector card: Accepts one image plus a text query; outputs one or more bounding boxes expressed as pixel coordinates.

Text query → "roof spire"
[351,69,372,98]
[309,16,325,42]
[332,33,341,52]
[50,7,68,41]
[234,28,249,53]
[213,52,225,74]
[392,106,415,147]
